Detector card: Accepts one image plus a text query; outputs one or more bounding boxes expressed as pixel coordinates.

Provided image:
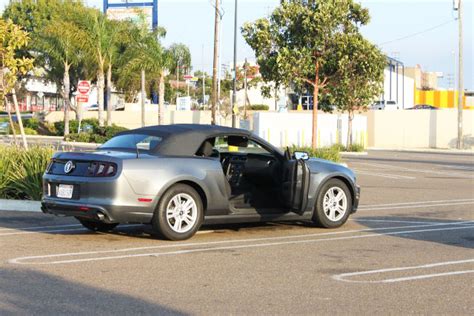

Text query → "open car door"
[282,158,310,215]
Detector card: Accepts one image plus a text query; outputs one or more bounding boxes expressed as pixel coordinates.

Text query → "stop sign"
[77,81,91,95]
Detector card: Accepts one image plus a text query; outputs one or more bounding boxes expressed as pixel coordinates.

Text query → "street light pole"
[232,0,238,128]
[456,0,464,149]
[211,0,221,125]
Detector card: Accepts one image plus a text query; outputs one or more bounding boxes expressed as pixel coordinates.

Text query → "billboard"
[103,0,158,29]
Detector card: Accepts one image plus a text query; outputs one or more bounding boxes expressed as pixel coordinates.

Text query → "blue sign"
[103,0,158,29]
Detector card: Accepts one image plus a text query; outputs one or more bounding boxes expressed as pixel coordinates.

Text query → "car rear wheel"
[312,179,352,228]
[152,184,204,240]
[76,218,118,232]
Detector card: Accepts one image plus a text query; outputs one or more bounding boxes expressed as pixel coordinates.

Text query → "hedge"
[290,144,341,162]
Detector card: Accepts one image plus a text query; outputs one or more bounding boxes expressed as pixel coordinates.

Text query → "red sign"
[76,95,89,103]
[183,75,193,80]
[77,80,91,95]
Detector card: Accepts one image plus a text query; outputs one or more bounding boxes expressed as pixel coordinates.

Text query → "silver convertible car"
[42,124,360,240]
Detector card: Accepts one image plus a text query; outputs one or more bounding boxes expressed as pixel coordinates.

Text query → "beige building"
[405,65,441,90]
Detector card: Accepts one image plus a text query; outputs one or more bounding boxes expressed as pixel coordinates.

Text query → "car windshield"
[100,134,163,152]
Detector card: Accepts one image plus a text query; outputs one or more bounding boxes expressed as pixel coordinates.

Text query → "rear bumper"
[352,185,361,213]
[41,198,154,224]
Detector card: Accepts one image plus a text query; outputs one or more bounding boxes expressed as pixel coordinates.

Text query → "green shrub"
[0,146,54,200]
[65,132,91,143]
[23,118,40,130]
[346,143,365,152]
[290,145,341,163]
[248,104,269,111]
[54,119,126,143]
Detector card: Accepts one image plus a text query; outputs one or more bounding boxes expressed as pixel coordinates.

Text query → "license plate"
[57,184,74,199]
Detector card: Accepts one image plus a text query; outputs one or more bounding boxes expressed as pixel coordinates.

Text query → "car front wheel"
[312,179,352,228]
[152,184,204,240]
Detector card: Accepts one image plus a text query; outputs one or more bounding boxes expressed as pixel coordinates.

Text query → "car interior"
[196,135,307,215]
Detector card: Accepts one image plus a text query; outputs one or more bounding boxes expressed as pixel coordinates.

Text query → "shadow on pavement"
[0,268,185,315]
[354,216,474,250]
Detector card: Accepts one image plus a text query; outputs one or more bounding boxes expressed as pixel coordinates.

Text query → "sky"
[1,0,472,89]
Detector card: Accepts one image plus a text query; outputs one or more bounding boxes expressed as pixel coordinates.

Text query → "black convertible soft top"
[117,124,262,156]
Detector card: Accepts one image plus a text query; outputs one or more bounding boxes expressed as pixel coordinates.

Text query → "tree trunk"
[5,97,17,145]
[106,64,112,126]
[11,88,28,149]
[97,69,105,127]
[158,71,165,125]
[347,110,354,149]
[312,62,320,150]
[63,63,70,137]
[141,69,146,127]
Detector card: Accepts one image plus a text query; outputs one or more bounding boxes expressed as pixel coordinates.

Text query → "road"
[0,150,473,315]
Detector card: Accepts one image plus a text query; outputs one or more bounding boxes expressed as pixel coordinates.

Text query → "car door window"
[214,136,270,155]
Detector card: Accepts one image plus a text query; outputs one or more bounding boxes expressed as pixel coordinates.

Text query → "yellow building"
[414,88,471,109]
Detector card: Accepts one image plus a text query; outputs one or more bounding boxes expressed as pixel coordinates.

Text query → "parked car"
[41,124,360,240]
[370,100,399,110]
[407,104,438,110]
[0,121,9,134]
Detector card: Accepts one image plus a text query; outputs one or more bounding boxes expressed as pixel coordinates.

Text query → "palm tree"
[84,10,114,127]
[120,26,168,126]
[36,20,86,136]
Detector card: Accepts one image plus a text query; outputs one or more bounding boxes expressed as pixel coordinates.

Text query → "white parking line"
[359,198,474,208]
[0,224,141,237]
[0,224,81,232]
[353,169,416,180]
[355,162,473,178]
[9,221,474,265]
[333,258,474,283]
[358,201,474,211]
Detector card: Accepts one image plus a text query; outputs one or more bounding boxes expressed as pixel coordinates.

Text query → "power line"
[378,19,456,46]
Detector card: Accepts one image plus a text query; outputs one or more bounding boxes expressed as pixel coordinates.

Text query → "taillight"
[45,159,53,173]
[87,162,117,177]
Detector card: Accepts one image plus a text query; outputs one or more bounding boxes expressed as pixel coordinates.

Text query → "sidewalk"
[0,199,41,212]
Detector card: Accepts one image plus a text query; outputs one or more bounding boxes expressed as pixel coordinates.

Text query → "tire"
[152,184,204,241]
[77,218,118,232]
[312,179,352,228]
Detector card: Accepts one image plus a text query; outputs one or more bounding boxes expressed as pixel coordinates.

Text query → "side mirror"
[293,151,309,160]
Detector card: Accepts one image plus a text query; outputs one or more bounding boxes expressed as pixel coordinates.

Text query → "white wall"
[252,112,367,148]
[365,109,474,149]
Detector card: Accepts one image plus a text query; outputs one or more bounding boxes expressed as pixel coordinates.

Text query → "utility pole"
[211,0,220,125]
[232,0,238,128]
[141,70,145,127]
[202,72,206,106]
[456,0,464,149]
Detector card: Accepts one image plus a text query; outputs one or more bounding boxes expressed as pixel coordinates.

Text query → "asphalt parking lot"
[0,150,473,315]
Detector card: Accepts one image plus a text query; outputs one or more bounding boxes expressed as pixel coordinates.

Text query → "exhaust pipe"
[96,212,105,221]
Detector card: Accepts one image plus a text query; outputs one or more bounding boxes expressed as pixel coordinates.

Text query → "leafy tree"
[330,35,385,148]
[242,0,371,149]
[168,43,192,80]
[0,19,34,148]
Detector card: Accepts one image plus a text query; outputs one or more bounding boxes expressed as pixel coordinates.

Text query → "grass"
[0,145,54,200]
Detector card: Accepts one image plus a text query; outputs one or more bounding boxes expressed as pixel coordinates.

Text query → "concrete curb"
[60,141,101,149]
[0,199,41,212]
[368,147,474,155]
[5,135,63,140]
